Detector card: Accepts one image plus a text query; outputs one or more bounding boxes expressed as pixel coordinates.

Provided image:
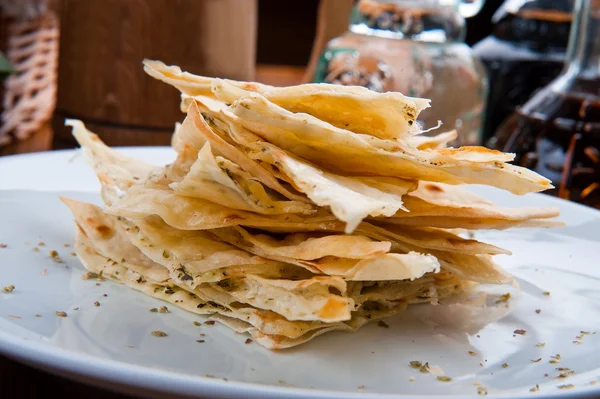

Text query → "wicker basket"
[0,0,59,146]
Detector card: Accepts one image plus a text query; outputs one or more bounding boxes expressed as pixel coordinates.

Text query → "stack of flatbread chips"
[60,59,562,349]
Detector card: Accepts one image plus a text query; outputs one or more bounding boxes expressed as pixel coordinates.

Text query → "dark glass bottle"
[473,0,574,146]
[494,0,600,208]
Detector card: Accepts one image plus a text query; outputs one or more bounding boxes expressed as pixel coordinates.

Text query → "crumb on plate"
[530,384,540,392]
[409,361,422,369]
[557,384,574,390]
[3,285,15,293]
[50,252,64,263]
[377,320,390,328]
[495,293,510,304]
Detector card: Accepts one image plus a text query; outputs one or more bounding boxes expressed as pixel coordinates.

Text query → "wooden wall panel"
[53,0,257,147]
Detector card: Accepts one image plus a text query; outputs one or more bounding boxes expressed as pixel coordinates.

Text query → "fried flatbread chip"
[66,119,154,206]
[61,197,169,282]
[209,226,441,281]
[381,182,562,229]
[58,59,563,350]
[171,142,314,215]
[185,102,417,232]
[106,185,340,232]
[74,230,341,341]
[221,93,550,195]
[143,58,431,139]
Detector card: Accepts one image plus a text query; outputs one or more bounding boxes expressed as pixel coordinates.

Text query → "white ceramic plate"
[1,148,600,399]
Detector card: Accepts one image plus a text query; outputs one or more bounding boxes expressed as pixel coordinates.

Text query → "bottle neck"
[565,0,600,77]
[553,0,600,95]
[349,0,465,43]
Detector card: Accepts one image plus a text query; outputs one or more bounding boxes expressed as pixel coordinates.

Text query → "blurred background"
[1,0,599,209]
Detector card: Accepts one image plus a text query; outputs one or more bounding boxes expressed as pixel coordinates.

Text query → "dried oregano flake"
[3,285,15,293]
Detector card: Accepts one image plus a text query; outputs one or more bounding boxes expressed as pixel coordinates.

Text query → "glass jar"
[313,0,488,146]
[494,0,600,208]
[473,0,574,147]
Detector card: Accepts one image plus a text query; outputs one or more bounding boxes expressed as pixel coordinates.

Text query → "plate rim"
[2,326,599,399]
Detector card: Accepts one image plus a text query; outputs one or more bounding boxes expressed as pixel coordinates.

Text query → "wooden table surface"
[0,64,306,398]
